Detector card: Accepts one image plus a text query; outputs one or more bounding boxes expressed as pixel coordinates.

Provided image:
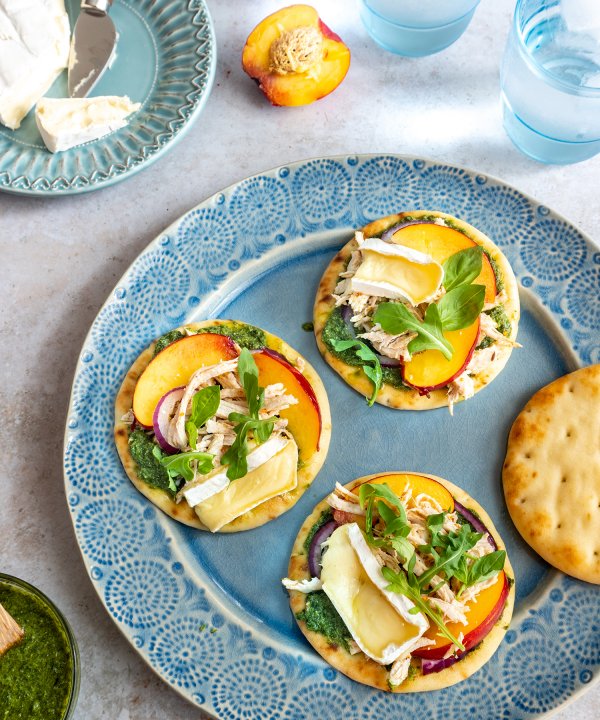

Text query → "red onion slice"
[454,500,497,550]
[380,220,425,243]
[152,386,185,454]
[308,520,337,578]
[421,650,467,675]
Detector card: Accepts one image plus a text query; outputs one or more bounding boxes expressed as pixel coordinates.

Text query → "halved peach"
[414,571,509,658]
[133,333,239,427]
[359,472,455,512]
[254,348,321,460]
[402,318,480,395]
[242,5,350,107]
[387,222,497,303]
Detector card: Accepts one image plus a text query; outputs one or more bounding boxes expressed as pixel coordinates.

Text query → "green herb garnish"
[373,302,454,360]
[186,385,221,449]
[442,246,483,291]
[156,447,215,483]
[221,348,274,480]
[357,482,506,652]
[330,339,382,406]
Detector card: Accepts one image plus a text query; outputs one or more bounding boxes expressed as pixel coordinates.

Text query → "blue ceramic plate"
[0,0,215,196]
[64,155,600,719]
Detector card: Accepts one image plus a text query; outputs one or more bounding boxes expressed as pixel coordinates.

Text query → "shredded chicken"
[281,577,323,593]
[466,346,497,375]
[389,655,412,687]
[447,372,475,416]
[358,329,416,362]
[327,494,365,515]
[428,597,468,626]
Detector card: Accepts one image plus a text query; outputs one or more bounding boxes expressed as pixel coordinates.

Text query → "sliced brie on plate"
[35,96,141,153]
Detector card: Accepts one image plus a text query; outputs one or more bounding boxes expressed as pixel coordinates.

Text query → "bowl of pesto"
[0,574,79,720]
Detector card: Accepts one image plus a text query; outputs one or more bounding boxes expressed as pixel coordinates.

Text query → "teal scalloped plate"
[0,0,215,196]
[64,155,600,719]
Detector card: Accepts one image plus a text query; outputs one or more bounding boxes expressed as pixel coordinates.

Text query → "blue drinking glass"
[501,0,600,164]
[358,0,481,57]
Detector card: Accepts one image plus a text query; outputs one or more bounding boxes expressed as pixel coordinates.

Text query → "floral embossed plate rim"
[64,155,599,719]
[0,0,216,196]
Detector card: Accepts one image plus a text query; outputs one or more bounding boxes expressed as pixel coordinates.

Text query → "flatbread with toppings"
[503,365,600,584]
[114,320,331,532]
[283,472,514,691]
[314,211,520,411]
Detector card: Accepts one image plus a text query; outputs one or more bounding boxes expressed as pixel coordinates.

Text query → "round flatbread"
[503,365,600,584]
[314,210,520,410]
[115,320,331,532]
[286,472,515,692]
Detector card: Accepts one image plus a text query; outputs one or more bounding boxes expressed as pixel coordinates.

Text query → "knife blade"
[68,0,117,99]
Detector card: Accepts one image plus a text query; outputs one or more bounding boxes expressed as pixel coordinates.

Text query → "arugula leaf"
[437,284,486,331]
[358,483,414,567]
[382,566,465,651]
[442,246,483,291]
[159,450,214,483]
[238,348,261,417]
[374,302,453,360]
[331,339,382,406]
[220,349,275,480]
[186,421,198,450]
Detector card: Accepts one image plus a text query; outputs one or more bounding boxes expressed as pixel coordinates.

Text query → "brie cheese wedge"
[350,237,444,306]
[193,437,298,532]
[0,0,70,130]
[320,523,428,665]
[35,96,141,153]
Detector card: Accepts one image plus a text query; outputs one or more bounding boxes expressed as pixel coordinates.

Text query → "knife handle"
[81,0,112,14]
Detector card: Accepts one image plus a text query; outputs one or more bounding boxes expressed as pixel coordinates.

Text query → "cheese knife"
[68,0,117,98]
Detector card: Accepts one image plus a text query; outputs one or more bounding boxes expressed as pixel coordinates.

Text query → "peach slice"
[133,333,239,427]
[358,472,455,512]
[254,348,321,460]
[387,222,497,303]
[414,571,509,658]
[402,318,480,395]
[242,5,351,107]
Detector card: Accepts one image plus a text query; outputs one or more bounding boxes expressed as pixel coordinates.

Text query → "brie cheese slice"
[183,435,290,508]
[350,237,443,306]
[193,437,298,532]
[320,523,428,665]
[0,0,70,130]
[35,96,141,153]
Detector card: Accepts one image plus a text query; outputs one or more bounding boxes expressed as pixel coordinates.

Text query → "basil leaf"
[331,339,382,406]
[437,284,485,331]
[160,451,214,482]
[186,421,198,450]
[442,246,483,291]
[190,385,221,429]
[375,302,454,360]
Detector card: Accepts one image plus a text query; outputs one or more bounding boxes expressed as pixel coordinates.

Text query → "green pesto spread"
[303,510,333,553]
[0,583,73,720]
[296,591,351,651]
[477,305,512,351]
[153,330,184,356]
[128,429,174,494]
[322,306,407,390]
[197,322,266,350]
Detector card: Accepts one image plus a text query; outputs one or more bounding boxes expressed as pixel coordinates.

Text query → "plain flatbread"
[313,210,520,410]
[503,365,600,584]
[286,472,515,692]
[114,320,331,533]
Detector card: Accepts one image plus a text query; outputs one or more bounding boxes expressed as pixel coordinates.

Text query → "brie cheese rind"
[35,96,141,153]
[320,523,428,665]
[193,438,299,532]
[0,0,70,130]
[349,237,443,306]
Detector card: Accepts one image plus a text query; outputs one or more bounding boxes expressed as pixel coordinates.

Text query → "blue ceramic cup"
[358,0,481,57]
[501,0,600,164]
